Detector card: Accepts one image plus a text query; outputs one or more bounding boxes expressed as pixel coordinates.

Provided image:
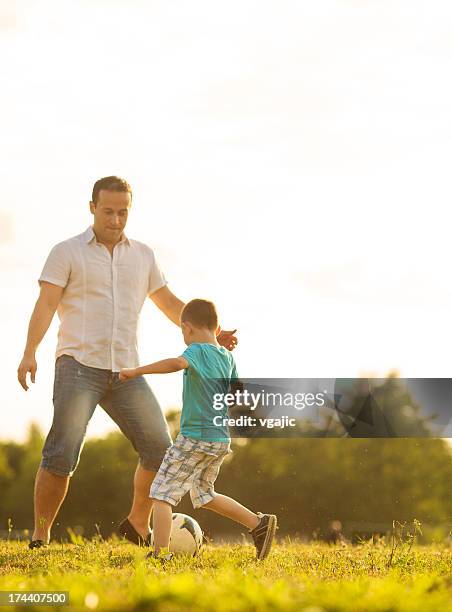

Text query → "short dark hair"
[91,176,132,204]
[181,299,219,331]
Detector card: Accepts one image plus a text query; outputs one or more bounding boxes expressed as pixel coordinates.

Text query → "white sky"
[1,0,452,441]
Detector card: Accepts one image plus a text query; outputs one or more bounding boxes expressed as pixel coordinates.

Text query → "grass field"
[1,538,452,611]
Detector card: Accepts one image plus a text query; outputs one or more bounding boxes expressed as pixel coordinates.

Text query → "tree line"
[1,376,451,543]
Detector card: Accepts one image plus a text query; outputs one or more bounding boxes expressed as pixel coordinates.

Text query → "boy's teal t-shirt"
[180,343,239,442]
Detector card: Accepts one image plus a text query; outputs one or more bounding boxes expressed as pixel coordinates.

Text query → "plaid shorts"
[150,433,232,509]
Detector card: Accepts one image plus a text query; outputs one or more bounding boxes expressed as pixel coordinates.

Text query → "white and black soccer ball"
[152,513,203,556]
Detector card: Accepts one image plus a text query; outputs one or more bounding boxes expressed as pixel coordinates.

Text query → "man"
[17,176,237,549]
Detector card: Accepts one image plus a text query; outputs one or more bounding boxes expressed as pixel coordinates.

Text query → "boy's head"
[181,299,219,344]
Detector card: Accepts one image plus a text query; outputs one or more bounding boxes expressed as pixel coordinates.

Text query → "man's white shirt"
[38,225,167,371]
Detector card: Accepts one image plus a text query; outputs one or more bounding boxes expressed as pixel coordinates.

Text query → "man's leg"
[100,375,172,541]
[32,468,69,542]
[127,463,157,539]
[36,355,106,544]
[202,494,260,530]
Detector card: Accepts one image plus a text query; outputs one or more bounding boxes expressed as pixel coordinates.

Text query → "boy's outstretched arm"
[119,357,189,381]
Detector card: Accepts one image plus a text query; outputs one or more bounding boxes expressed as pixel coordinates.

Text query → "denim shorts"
[41,354,172,476]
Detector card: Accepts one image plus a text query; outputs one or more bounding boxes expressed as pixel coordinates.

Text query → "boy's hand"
[119,367,138,381]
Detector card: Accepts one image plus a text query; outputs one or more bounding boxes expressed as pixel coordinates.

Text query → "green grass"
[1,539,452,611]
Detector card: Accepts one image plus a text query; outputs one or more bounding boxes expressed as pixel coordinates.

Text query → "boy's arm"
[119,356,189,380]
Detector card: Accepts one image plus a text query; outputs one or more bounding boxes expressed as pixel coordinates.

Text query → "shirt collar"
[83,225,130,247]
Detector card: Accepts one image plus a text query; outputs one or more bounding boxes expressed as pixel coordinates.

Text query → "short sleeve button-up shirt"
[38,225,167,371]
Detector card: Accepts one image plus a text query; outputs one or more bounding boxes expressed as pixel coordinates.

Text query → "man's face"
[89,189,131,242]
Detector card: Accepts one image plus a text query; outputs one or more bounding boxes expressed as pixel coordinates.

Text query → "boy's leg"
[203,495,277,560]
[189,448,259,528]
[149,435,207,552]
[202,494,260,530]
[151,499,173,554]
[192,451,277,560]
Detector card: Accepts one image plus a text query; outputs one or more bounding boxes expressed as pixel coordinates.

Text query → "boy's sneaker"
[28,540,48,550]
[249,513,277,560]
[146,551,174,564]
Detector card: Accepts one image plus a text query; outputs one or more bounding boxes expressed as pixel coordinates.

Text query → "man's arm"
[17,282,64,391]
[149,285,184,327]
[119,356,189,380]
[149,286,238,350]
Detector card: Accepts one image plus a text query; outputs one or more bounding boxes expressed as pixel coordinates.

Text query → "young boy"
[119,298,277,561]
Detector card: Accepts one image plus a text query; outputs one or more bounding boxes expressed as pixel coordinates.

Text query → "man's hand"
[17,354,37,391]
[217,328,238,351]
[119,367,138,382]
[17,281,63,392]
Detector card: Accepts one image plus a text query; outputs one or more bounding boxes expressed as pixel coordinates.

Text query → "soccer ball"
[152,513,203,556]
[170,513,203,556]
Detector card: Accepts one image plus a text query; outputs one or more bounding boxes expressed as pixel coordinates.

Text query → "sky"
[1,0,452,441]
